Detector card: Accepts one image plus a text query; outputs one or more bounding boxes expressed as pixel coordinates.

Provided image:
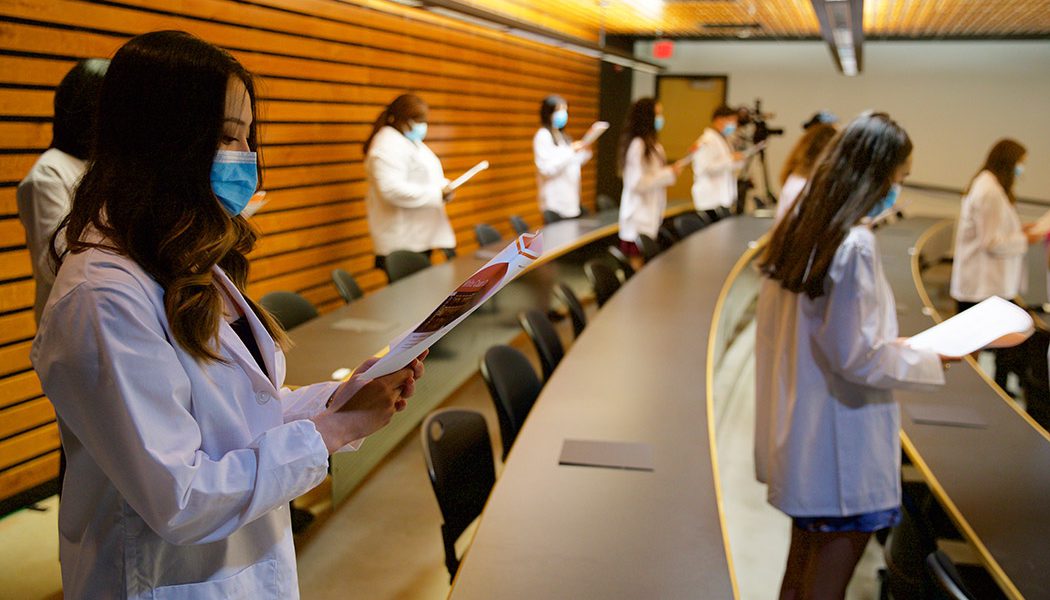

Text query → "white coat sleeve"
[624,140,675,196]
[33,278,330,546]
[280,381,364,453]
[533,130,578,178]
[971,188,1028,257]
[369,150,444,209]
[17,170,69,288]
[813,241,945,391]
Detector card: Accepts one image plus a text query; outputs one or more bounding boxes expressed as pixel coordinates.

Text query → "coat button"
[255,391,271,405]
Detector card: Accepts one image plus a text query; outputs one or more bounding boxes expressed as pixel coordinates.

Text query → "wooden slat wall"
[0,0,599,508]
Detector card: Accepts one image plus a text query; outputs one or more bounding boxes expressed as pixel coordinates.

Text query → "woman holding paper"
[756,112,949,599]
[950,139,1037,391]
[616,98,681,255]
[533,95,594,220]
[775,122,837,223]
[31,32,424,599]
[364,93,456,274]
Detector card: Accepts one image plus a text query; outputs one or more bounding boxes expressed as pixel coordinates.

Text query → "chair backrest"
[596,193,618,212]
[421,408,496,580]
[258,291,319,330]
[479,345,543,459]
[509,215,529,235]
[715,206,733,219]
[553,283,587,339]
[518,309,565,381]
[606,245,636,280]
[542,209,565,224]
[584,260,621,308]
[926,551,976,600]
[474,223,503,246]
[636,234,661,263]
[331,268,364,304]
[883,491,939,599]
[657,224,679,250]
[673,212,708,239]
[385,250,431,283]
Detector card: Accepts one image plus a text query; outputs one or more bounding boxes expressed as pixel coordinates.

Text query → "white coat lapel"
[212,266,280,390]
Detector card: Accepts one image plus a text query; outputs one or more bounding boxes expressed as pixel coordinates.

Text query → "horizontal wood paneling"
[0,0,600,507]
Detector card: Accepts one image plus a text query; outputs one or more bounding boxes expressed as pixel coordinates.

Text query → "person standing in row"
[617,97,680,256]
[756,112,951,599]
[533,94,593,221]
[950,138,1039,391]
[364,94,456,277]
[692,104,743,221]
[775,123,837,222]
[17,58,109,323]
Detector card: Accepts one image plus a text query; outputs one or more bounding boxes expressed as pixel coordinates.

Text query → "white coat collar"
[211,266,280,392]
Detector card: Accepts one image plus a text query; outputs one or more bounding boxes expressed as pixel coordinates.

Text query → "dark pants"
[956,299,1028,393]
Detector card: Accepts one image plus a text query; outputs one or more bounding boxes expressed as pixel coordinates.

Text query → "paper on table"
[242,191,268,218]
[579,121,610,147]
[360,232,543,378]
[905,296,1034,356]
[1029,208,1050,237]
[446,160,489,192]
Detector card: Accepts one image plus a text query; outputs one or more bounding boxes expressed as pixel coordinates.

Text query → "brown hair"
[58,31,288,363]
[617,98,662,176]
[761,112,912,299]
[364,94,429,154]
[779,123,837,186]
[967,138,1026,203]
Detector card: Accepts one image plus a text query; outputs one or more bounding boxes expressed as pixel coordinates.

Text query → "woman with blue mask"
[951,139,1038,392]
[691,104,745,221]
[30,31,425,599]
[533,95,593,220]
[363,93,456,277]
[756,112,955,599]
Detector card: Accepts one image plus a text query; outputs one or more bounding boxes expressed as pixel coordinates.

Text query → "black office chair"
[596,193,618,212]
[584,260,621,308]
[509,215,529,235]
[715,206,733,219]
[384,250,431,283]
[480,345,543,459]
[553,282,587,339]
[657,224,679,250]
[474,223,503,246]
[542,209,565,224]
[926,550,1007,600]
[636,234,661,263]
[331,268,364,304]
[606,245,635,281]
[259,291,319,330]
[518,308,565,382]
[672,212,708,239]
[421,408,496,580]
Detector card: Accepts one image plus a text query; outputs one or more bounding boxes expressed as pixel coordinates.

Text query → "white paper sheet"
[242,191,268,218]
[446,160,489,192]
[360,232,543,378]
[579,121,610,147]
[906,296,1034,356]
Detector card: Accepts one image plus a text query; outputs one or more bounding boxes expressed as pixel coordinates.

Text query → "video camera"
[737,99,784,146]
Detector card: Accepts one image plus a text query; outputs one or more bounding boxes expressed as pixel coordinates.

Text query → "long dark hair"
[760,112,912,298]
[968,139,1026,203]
[539,94,568,146]
[779,123,836,185]
[618,97,661,175]
[363,93,428,154]
[58,30,287,362]
[51,58,109,160]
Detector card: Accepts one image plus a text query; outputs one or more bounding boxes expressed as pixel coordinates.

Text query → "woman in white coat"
[31,31,424,600]
[774,122,836,223]
[691,104,743,220]
[364,94,455,276]
[533,94,592,220]
[617,98,680,255]
[756,112,952,599]
[950,139,1037,391]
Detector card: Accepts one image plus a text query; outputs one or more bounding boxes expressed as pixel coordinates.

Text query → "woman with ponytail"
[364,93,455,275]
[31,31,425,598]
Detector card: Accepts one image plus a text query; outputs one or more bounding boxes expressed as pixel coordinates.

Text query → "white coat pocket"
[152,559,276,600]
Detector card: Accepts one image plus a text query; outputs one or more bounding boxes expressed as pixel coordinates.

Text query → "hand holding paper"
[446,160,489,193]
[905,296,1034,357]
[578,121,610,148]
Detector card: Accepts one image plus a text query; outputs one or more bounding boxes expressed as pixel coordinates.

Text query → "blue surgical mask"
[721,123,737,137]
[211,150,258,216]
[869,183,901,218]
[405,122,428,143]
[654,115,665,132]
[1015,164,1025,178]
[552,109,568,129]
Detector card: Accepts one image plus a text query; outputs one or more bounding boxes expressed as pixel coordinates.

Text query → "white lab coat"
[31,242,359,599]
[365,126,455,256]
[533,127,591,218]
[691,128,738,212]
[755,226,944,517]
[774,174,807,224]
[16,148,86,323]
[619,137,675,243]
[950,170,1028,302]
